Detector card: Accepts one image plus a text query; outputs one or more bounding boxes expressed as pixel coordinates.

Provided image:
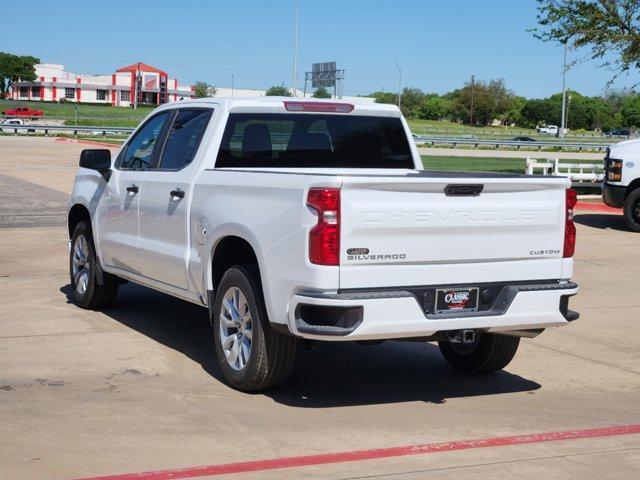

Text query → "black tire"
[623,189,640,232]
[69,221,119,309]
[438,333,520,374]
[212,265,297,391]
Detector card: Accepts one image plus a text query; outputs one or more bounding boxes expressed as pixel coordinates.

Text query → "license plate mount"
[435,287,479,314]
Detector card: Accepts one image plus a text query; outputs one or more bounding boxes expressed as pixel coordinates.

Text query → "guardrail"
[0,124,134,136]
[0,124,615,154]
[525,158,604,186]
[415,135,611,152]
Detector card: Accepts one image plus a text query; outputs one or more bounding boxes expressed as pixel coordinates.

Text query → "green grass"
[421,156,593,174]
[408,118,610,141]
[422,156,526,174]
[0,99,152,126]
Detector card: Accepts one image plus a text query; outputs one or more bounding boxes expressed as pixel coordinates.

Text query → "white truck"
[67,97,579,391]
[603,138,640,231]
[537,125,558,136]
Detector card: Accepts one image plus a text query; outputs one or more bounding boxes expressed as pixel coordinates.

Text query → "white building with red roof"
[9,62,194,107]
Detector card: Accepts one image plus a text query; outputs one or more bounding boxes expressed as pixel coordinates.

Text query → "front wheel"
[438,333,520,374]
[212,265,297,391]
[623,189,640,232]
[69,221,119,309]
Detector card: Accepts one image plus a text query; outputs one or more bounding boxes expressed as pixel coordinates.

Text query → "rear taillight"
[307,188,340,266]
[284,101,354,113]
[564,188,577,258]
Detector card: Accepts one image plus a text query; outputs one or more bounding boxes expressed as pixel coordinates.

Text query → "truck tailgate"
[339,173,570,289]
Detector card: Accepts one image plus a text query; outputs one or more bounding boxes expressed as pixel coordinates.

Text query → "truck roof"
[168,96,402,116]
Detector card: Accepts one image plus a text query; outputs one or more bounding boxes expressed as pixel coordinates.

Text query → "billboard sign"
[311,62,337,88]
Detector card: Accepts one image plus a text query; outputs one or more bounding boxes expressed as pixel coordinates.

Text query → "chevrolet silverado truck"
[603,139,640,232]
[67,97,579,391]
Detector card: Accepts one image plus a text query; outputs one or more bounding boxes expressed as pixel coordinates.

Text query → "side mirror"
[79,149,111,171]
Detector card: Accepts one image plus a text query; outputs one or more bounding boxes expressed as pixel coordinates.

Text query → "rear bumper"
[287,281,579,341]
[603,183,627,208]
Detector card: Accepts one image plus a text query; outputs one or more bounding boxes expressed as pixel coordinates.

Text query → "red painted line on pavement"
[75,423,640,480]
[575,201,622,214]
[54,137,121,149]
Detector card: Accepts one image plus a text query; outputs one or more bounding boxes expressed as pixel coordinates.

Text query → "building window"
[120,90,131,102]
[32,86,40,98]
[65,88,75,100]
[96,89,107,101]
[19,86,30,97]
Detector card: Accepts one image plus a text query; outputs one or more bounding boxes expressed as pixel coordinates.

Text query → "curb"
[575,201,622,214]
[54,138,121,149]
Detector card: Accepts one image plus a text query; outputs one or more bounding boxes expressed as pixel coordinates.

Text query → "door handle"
[170,188,185,199]
[126,184,139,194]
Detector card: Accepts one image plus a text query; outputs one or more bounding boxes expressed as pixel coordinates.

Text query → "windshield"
[215,113,414,169]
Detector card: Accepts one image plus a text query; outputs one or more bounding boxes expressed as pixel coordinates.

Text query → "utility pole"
[560,41,568,138]
[133,62,140,110]
[291,0,299,97]
[393,61,401,109]
[231,74,235,97]
[470,75,475,126]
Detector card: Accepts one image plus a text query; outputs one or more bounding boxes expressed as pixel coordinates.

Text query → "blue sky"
[4,0,637,98]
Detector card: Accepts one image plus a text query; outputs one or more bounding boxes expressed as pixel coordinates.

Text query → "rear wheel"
[438,333,520,374]
[623,189,640,232]
[212,265,297,391]
[69,221,119,309]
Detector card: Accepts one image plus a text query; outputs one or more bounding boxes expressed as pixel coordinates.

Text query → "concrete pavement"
[0,136,638,480]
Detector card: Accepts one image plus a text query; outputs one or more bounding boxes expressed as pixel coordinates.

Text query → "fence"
[415,135,611,152]
[0,124,133,136]
[525,158,604,186]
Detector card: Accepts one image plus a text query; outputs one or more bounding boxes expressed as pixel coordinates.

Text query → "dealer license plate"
[435,287,479,314]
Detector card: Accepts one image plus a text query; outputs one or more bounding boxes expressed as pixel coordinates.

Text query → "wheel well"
[211,236,260,294]
[626,178,640,199]
[68,204,91,238]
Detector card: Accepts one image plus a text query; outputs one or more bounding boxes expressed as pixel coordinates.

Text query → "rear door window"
[158,109,212,170]
[215,113,414,169]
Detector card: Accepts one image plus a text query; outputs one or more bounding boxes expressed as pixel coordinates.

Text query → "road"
[0,136,638,480]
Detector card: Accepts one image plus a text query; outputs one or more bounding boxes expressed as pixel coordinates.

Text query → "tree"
[450,79,515,126]
[399,87,426,117]
[265,85,292,96]
[312,86,332,98]
[533,0,640,86]
[193,81,216,98]
[0,52,40,96]
[370,91,397,105]
[621,94,640,127]
[416,94,449,120]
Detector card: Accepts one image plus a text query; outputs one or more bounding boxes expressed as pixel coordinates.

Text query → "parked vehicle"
[67,98,580,391]
[605,129,631,138]
[603,139,640,231]
[1,118,35,133]
[537,125,559,135]
[2,106,44,119]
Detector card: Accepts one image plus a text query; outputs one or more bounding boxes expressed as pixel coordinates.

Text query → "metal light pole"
[560,42,568,138]
[393,61,401,109]
[291,0,299,97]
[231,74,235,97]
[470,74,475,126]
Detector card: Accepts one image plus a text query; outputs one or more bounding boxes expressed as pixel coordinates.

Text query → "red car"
[2,106,44,119]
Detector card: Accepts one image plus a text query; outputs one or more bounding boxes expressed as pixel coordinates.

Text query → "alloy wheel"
[219,286,253,371]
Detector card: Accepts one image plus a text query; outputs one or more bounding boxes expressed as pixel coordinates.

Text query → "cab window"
[118,112,170,170]
[158,109,212,170]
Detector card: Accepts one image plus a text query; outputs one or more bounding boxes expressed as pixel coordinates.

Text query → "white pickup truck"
[603,138,640,232]
[68,97,579,391]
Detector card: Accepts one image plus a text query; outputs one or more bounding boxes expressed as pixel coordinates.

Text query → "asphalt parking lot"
[1,136,639,480]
